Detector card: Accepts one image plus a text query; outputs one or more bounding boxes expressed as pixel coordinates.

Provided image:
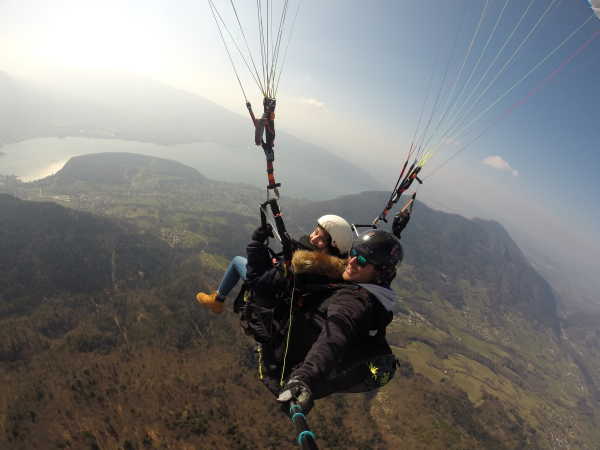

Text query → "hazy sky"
[1,0,599,265]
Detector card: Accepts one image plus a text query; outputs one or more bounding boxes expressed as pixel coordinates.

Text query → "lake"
[0,137,263,184]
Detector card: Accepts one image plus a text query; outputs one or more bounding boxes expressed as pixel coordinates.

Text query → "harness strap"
[247,98,280,195]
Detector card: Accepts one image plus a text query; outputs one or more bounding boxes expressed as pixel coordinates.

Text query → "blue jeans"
[217,256,247,298]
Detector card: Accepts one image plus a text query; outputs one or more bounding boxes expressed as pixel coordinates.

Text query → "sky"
[1,0,599,279]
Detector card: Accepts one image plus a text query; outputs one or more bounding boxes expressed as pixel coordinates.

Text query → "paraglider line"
[229,0,266,94]
[424,0,512,151]
[421,0,490,156]
[426,29,600,180]
[209,0,270,97]
[507,30,600,114]
[429,0,552,153]
[275,0,302,96]
[443,8,592,150]
[279,274,297,386]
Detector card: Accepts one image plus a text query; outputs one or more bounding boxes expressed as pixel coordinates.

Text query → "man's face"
[343,253,378,283]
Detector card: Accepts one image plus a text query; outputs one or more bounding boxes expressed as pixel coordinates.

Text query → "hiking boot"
[196,291,225,314]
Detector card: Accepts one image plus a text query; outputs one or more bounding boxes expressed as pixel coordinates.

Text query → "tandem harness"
[233,282,399,397]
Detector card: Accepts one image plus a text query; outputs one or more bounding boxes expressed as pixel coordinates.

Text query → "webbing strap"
[247,98,280,195]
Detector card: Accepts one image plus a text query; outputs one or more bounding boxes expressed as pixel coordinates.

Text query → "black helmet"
[351,230,403,268]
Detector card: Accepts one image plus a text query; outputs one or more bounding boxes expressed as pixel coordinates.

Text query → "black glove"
[252,224,274,243]
[392,210,410,239]
[277,377,313,414]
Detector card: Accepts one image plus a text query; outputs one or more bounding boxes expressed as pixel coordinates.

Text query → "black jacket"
[245,238,397,397]
[285,284,395,397]
[245,235,344,307]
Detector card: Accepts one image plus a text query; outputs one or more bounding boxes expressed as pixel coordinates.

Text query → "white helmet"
[317,214,354,256]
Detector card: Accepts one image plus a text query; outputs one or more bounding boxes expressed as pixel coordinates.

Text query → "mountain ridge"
[0,71,382,199]
[282,189,559,331]
[7,152,561,331]
[1,151,596,448]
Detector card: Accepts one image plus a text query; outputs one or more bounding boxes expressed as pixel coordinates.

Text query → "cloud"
[296,97,326,109]
[482,155,519,176]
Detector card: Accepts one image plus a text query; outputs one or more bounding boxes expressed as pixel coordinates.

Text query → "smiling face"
[309,225,331,250]
[342,255,378,283]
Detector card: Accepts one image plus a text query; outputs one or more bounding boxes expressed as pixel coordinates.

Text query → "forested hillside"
[1,153,598,449]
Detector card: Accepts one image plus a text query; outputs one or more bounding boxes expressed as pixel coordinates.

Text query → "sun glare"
[24,2,171,75]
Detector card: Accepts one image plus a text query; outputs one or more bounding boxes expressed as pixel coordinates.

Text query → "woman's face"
[342,255,378,283]
[309,225,331,250]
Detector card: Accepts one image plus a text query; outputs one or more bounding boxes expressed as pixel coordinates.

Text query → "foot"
[196,291,225,314]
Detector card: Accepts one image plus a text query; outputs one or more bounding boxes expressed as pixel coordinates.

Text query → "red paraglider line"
[425,31,600,179]
[506,31,600,114]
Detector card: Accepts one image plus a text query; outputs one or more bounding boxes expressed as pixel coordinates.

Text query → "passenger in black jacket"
[246,229,404,414]
[240,220,351,351]
[196,214,353,313]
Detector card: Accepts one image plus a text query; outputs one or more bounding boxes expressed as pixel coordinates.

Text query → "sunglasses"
[349,248,370,267]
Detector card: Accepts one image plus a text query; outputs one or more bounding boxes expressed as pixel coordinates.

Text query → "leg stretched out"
[196,256,247,314]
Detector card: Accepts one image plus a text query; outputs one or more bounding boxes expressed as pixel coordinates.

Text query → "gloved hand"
[252,224,274,243]
[277,377,313,414]
[392,210,410,239]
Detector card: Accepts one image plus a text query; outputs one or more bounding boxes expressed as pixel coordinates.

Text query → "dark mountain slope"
[2,153,561,333]
[0,189,543,447]
[28,152,274,259]
[6,154,560,329]
[0,194,171,315]
[2,153,595,448]
[285,190,559,331]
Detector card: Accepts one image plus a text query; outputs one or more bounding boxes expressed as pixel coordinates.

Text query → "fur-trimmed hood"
[290,250,399,312]
[291,250,346,281]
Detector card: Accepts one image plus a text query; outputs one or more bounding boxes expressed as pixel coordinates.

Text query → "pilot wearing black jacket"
[245,228,403,414]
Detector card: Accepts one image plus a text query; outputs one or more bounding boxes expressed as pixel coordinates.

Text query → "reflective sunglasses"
[349,248,370,267]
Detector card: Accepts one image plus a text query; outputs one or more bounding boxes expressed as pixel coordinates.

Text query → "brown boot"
[195,291,225,314]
